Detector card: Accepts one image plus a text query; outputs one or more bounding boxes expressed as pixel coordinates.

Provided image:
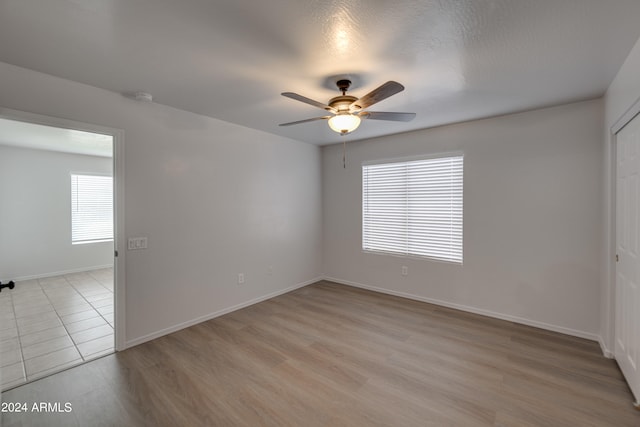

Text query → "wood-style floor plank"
[2,281,638,426]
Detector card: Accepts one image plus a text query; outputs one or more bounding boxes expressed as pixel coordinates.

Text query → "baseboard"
[324,276,600,342]
[598,336,614,358]
[124,276,323,349]
[5,264,114,282]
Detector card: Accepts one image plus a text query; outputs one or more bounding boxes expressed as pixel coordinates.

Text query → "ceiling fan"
[279,79,416,135]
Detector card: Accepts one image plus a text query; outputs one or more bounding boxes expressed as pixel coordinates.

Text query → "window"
[71,174,113,244]
[362,154,463,263]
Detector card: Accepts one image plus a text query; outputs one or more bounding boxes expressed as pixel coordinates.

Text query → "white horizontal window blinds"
[71,174,113,244]
[362,155,463,263]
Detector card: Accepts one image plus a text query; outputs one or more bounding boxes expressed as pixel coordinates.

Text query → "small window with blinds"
[71,174,113,244]
[362,154,463,263]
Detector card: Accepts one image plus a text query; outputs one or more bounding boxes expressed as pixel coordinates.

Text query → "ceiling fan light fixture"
[328,113,361,134]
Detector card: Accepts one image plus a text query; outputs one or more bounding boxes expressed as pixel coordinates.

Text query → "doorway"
[0,110,124,391]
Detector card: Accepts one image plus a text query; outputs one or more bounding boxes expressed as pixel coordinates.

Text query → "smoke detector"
[132,91,153,102]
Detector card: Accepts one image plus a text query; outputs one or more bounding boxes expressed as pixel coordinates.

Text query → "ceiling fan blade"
[350,81,405,111]
[281,92,337,113]
[279,116,331,126]
[359,111,416,122]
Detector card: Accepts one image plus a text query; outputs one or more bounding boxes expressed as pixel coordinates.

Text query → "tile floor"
[0,268,114,391]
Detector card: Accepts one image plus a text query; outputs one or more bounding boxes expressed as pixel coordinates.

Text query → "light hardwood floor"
[2,281,638,426]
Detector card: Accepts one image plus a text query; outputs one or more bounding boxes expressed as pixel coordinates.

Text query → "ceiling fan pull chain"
[343,138,347,168]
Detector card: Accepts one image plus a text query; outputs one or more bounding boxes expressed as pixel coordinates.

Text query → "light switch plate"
[128,237,148,250]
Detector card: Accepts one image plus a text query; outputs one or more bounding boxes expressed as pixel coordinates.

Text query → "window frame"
[361,152,464,264]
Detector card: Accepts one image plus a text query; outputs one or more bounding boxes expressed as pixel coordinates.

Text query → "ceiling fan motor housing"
[328,95,358,112]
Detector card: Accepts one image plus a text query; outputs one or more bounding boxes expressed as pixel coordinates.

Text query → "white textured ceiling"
[0,118,113,158]
[0,0,639,145]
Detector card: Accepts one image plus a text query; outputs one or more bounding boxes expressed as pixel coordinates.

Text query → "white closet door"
[615,111,640,406]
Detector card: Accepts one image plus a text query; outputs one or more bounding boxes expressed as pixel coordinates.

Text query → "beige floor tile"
[22,335,74,360]
[94,280,113,290]
[0,327,18,341]
[0,346,22,367]
[0,316,16,329]
[12,293,48,304]
[2,268,113,388]
[103,313,114,325]
[55,303,93,316]
[11,284,41,294]
[45,285,80,294]
[0,315,14,324]
[13,298,52,312]
[77,334,114,358]
[17,317,63,335]
[13,278,42,286]
[96,306,114,316]
[14,279,39,287]
[12,298,50,310]
[66,273,101,284]
[14,304,55,319]
[37,275,67,285]
[42,281,74,291]
[70,324,113,345]
[84,292,112,302]
[0,361,25,386]
[16,310,60,328]
[64,272,93,281]
[49,295,86,306]
[0,308,15,317]
[64,317,108,334]
[61,309,100,325]
[88,268,113,278]
[90,298,113,309]
[68,278,101,288]
[0,337,21,352]
[21,325,69,347]
[24,346,81,377]
[44,287,78,298]
[76,287,110,297]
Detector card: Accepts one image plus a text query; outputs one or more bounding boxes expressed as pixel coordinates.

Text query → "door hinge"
[616,254,619,262]
[114,250,119,257]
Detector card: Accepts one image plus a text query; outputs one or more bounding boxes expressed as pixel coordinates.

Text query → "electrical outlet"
[268,266,273,276]
[238,273,245,284]
[401,266,408,276]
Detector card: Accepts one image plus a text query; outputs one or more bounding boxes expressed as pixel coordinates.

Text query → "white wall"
[0,145,112,279]
[0,61,322,346]
[601,35,640,353]
[323,99,603,339]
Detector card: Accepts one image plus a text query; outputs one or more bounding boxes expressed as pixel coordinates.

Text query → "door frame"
[609,101,640,407]
[0,107,126,351]
[607,98,640,358]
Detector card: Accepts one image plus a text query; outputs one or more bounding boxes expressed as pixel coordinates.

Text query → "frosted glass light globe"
[328,113,361,134]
